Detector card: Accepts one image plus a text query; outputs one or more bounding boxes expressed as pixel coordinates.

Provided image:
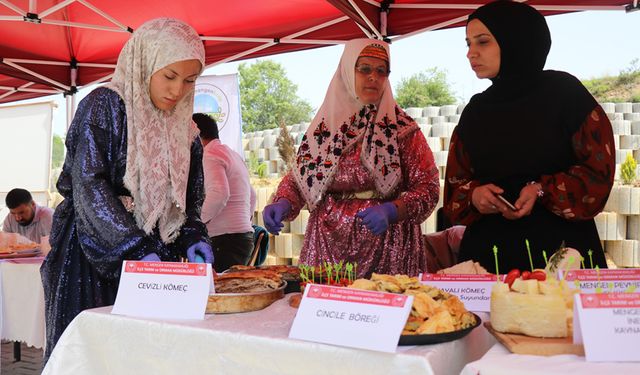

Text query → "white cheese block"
[511,279,540,294]
[491,282,568,338]
[539,280,561,295]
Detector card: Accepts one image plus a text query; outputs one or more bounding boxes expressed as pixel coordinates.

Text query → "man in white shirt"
[2,188,54,243]
[193,113,256,272]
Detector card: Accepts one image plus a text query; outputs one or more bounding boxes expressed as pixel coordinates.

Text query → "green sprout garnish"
[525,239,533,272]
[595,265,602,293]
[493,245,499,279]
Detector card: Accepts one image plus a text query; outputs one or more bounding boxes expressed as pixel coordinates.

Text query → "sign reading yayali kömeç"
[112,261,212,320]
[419,273,498,312]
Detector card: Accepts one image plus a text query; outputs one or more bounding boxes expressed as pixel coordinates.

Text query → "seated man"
[2,188,54,243]
[193,113,256,272]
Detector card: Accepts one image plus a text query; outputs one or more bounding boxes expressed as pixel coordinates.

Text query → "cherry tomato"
[521,270,531,280]
[504,268,521,288]
[528,270,547,281]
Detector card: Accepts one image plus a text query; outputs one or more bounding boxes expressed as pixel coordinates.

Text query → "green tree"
[395,68,456,108]
[239,60,313,132]
[52,134,64,169]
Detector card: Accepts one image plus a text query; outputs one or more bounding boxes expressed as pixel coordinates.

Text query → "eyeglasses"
[355,64,390,77]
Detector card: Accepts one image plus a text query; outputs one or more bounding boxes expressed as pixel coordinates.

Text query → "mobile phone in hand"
[496,195,517,211]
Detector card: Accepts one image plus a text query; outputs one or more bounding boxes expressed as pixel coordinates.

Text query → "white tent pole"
[0,83,61,97]
[41,19,128,32]
[66,95,73,130]
[278,39,345,45]
[200,36,345,45]
[205,42,276,69]
[1,60,113,69]
[200,36,272,43]
[39,0,130,32]
[380,7,388,37]
[203,15,352,69]
[70,66,77,87]
[286,16,349,38]
[77,62,116,68]
[348,0,382,39]
[389,3,623,11]
[391,14,468,42]
[28,0,36,13]
[39,0,76,18]
[65,62,78,129]
[201,16,350,44]
[0,90,15,100]
[4,58,68,66]
[0,15,22,21]
[0,87,61,94]
[0,0,25,15]
[2,60,71,90]
[76,0,129,31]
[354,22,373,38]
[82,73,113,87]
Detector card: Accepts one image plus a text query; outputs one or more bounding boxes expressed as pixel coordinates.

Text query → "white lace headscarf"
[293,38,411,211]
[107,18,205,243]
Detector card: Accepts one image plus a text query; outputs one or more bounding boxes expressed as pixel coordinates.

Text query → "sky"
[10,9,640,136]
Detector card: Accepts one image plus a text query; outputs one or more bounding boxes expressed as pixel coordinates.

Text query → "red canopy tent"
[0,0,637,106]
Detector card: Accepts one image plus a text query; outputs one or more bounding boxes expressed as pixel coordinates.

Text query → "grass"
[582,59,640,102]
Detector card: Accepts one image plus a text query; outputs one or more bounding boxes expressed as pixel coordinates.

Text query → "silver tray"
[206,280,287,314]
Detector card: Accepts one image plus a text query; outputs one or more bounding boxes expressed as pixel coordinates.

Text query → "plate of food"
[225,264,301,293]
[0,243,41,259]
[207,270,287,314]
[398,313,481,345]
[348,273,481,346]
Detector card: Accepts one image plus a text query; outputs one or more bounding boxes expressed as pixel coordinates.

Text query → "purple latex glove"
[263,199,291,235]
[356,202,398,235]
[141,253,161,262]
[187,241,214,264]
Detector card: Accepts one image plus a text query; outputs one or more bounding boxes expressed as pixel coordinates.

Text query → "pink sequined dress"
[274,128,439,277]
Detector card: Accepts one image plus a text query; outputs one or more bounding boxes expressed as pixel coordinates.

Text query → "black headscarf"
[452,1,605,272]
[469,0,551,87]
[457,0,598,197]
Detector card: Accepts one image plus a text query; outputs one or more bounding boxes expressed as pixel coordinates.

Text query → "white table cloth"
[43,299,496,375]
[460,343,640,375]
[0,257,46,349]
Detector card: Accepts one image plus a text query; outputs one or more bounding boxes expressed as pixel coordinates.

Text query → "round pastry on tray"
[207,270,287,314]
[225,265,301,293]
[0,243,42,259]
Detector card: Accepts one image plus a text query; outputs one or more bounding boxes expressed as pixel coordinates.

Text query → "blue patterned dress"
[41,87,209,360]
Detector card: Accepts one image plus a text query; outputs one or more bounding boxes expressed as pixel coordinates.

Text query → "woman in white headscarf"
[263,38,439,277]
[41,18,212,360]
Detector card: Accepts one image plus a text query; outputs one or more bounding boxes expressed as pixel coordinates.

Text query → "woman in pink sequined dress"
[263,39,439,277]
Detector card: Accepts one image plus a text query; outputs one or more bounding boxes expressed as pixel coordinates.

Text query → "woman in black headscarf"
[444,0,615,273]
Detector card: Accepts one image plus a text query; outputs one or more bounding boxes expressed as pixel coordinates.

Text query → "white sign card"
[561,269,640,293]
[419,273,497,312]
[289,284,413,352]
[573,293,640,362]
[112,261,211,320]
